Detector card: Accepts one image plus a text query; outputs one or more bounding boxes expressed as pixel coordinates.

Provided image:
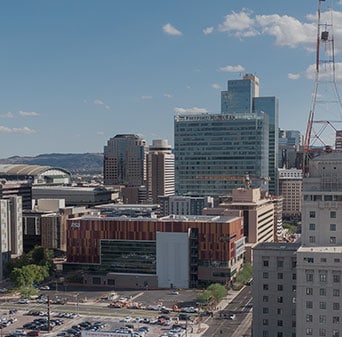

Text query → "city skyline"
[0,0,341,158]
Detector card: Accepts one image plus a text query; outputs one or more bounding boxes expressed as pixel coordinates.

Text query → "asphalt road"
[202,286,252,337]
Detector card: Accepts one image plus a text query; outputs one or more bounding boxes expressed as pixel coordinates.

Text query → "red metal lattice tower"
[304,0,342,154]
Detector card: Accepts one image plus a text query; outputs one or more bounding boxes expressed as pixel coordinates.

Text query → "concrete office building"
[174,113,269,197]
[203,188,275,261]
[0,196,23,279]
[32,185,112,207]
[103,135,147,203]
[296,152,342,337]
[221,74,279,194]
[147,140,175,204]
[64,214,246,289]
[252,242,300,337]
[23,200,98,253]
[159,195,214,217]
[278,168,302,220]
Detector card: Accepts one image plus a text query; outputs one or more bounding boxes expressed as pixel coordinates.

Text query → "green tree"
[11,264,49,289]
[207,283,227,302]
[235,262,252,285]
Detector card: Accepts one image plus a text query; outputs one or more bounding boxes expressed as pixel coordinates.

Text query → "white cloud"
[218,9,258,37]
[0,126,36,134]
[174,107,208,114]
[93,99,111,110]
[19,110,40,117]
[305,62,342,80]
[141,96,153,100]
[94,99,105,105]
[163,23,182,36]
[203,26,214,35]
[211,83,221,90]
[164,93,173,98]
[97,131,104,136]
[218,64,245,73]
[216,9,340,51]
[288,73,301,80]
[0,112,14,118]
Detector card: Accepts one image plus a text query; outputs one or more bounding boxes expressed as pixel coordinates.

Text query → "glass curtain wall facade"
[221,74,279,194]
[174,113,269,196]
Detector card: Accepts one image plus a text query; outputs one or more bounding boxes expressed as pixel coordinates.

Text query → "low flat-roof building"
[64,214,246,289]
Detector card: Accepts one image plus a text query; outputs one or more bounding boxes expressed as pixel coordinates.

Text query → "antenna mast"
[304,0,342,154]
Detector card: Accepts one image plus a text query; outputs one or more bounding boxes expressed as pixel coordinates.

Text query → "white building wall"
[156,232,189,289]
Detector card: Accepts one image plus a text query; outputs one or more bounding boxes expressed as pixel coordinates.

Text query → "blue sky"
[0,0,341,157]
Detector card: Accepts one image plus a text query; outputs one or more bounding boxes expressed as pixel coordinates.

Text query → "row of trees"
[7,246,54,297]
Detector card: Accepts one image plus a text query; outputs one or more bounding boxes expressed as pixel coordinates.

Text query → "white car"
[229,314,236,320]
[17,298,30,304]
[39,285,50,290]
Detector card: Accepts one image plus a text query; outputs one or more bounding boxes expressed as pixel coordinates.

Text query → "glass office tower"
[221,74,279,194]
[174,113,269,197]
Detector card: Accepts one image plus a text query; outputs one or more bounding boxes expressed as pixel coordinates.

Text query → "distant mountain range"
[0,153,104,175]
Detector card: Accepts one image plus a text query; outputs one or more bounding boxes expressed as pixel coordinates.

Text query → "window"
[278,285,283,291]
[263,319,269,326]
[321,258,327,263]
[277,308,282,315]
[263,296,269,302]
[263,260,269,267]
[319,315,326,323]
[306,273,314,282]
[333,275,341,283]
[309,236,316,243]
[263,284,269,290]
[319,302,326,309]
[306,314,313,322]
[309,211,316,218]
[319,272,327,282]
[332,330,339,337]
[277,297,283,303]
[278,273,283,280]
[333,289,340,296]
[306,328,313,335]
[263,272,269,279]
[333,303,340,310]
[320,288,326,296]
[334,258,340,263]
[330,224,337,231]
[277,333,283,337]
[330,237,337,244]
[319,328,326,336]
[262,331,269,337]
[330,211,336,218]
[306,301,313,309]
[277,320,283,327]
[292,273,296,280]
[277,259,284,268]
[306,288,313,295]
[333,317,340,324]
[309,223,315,230]
[263,307,269,314]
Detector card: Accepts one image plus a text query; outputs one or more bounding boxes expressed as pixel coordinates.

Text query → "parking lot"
[0,288,208,337]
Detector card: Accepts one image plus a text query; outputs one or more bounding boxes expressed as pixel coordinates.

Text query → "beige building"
[203,187,275,261]
[278,168,302,219]
[296,152,342,337]
[147,140,175,204]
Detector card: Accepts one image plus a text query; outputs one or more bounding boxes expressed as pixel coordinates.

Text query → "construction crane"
[195,173,270,189]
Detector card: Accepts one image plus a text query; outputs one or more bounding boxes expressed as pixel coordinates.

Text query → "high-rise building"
[296,152,342,337]
[278,168,302,220]
[252,242,299,337]
[174,113,269,197]
[279,130,303,169]
[103,134,147,203]
[221,74,279,194]
[147,139,175,204]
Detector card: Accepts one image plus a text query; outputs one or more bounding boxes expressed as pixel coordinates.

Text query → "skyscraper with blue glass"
[221,74,279,194]
[174,74,278,197]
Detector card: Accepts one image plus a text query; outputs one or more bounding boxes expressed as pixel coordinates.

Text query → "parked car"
[17,299,30,304]
[229,314,236,320]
